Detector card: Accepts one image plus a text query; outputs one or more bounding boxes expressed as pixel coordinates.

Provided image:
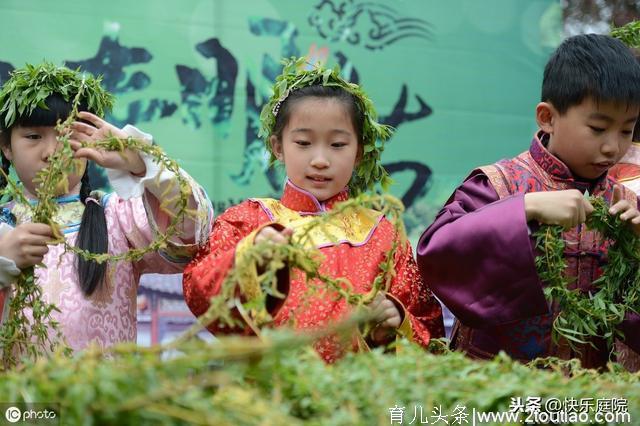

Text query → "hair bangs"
[14,94,74,128]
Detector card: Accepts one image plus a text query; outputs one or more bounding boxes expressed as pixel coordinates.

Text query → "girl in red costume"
[183,58,443,362]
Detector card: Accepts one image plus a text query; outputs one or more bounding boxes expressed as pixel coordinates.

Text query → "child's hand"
[0,223,54,269]
[609,185,640,236]
[367,292,402,345]
[253,226,294,268]
[525,189,594,229]
[69,111,146,175]
[254,226,293,245]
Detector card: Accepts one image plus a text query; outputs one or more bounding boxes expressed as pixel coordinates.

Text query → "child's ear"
[1,144,12,162]
[536,102,557,134]
[270,135,284,162]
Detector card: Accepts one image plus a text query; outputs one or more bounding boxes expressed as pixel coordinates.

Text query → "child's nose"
[41,135,60,160]
[310,150,330,168]
[600,136,620,157]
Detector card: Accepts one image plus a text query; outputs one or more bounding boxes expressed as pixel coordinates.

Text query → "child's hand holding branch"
[69,111,146,176]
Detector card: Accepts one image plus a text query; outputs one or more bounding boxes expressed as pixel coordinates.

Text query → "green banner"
[0,0,562,240]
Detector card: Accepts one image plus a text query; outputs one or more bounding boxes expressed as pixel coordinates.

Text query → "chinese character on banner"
[390,405,406,425]
[564,397,580,413]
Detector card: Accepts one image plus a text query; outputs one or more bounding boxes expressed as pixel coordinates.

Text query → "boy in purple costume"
[417,34,640,369]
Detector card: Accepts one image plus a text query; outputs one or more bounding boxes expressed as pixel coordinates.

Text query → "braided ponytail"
[76,165,108,296]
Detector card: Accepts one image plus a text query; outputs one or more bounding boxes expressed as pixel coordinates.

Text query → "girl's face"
[272,97,361,202]
[2,125,86,198]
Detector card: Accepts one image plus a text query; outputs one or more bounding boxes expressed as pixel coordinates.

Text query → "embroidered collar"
[9,197,84,230]
[280,179,350,214]
[530,131,609,194]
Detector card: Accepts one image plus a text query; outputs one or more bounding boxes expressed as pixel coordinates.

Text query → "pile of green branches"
[0,333,638,426]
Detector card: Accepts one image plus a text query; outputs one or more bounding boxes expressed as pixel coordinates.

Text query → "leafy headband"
[0,62,114,128]
[259,56,394,194]
[611,20,640,49]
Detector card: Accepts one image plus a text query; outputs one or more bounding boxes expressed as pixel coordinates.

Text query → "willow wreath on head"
[0,62,114,128]
[259,56,394,195]
[0,63,197,370]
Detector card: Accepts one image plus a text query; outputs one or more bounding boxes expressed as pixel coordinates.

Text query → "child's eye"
[331,142,347,148]
[589,126,605,133]
[295,140,310,146]
[622,130,633,136]
[25,134,42,140]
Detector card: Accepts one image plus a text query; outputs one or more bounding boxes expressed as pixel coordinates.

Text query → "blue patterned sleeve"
[0,208,15,227]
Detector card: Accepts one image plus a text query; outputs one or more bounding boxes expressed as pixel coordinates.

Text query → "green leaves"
[611,20,640,48]
[534,196,640,356]
[0,62,114,128]
[0,266,65,370]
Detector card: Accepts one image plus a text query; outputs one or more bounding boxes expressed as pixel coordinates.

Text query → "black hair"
[271,84,365,144]
[0,150,10,194]
[0,93,108,296]
[542,34,640,114]
[75,167,108,296]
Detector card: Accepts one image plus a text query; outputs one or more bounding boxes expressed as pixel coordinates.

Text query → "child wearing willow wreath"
[0,63,213,352]
[183,57,444,363]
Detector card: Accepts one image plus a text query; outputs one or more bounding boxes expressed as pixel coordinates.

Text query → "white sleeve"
[105,125,174,200]
[104,124,213,255]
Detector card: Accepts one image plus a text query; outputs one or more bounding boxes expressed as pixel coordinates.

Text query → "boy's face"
[540,97,639,180]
